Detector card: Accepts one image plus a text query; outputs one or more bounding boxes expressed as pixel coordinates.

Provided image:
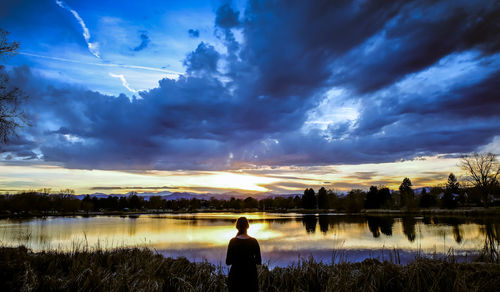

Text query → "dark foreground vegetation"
[1,246,499,292]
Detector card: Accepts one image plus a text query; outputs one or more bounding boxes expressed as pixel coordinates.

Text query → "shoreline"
[1,206,499,219]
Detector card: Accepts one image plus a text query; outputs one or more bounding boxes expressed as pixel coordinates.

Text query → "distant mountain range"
[76,191,300,201]
[74,187,432,201]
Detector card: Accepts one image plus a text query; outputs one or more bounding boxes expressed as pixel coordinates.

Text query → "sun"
[201,172,278,192]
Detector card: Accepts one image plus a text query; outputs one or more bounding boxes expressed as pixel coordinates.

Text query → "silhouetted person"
[226,217,261,292]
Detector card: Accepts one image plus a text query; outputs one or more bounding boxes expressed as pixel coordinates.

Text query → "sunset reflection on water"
[0,213,497,266]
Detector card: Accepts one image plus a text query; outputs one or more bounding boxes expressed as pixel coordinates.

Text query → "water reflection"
[453,225,462,243]
[402,216,416,242]
[367,216,394,237]
[303,215,317,233]
[0,213,498,266]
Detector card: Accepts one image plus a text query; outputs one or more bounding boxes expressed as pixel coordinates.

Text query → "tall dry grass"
[0,246,499,291]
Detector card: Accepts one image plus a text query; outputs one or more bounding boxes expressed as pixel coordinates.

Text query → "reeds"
[0,246,498,292]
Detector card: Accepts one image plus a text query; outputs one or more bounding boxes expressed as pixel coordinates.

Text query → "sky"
[0,0,499,195]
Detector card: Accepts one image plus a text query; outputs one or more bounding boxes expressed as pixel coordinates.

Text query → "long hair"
[236,216,249,235]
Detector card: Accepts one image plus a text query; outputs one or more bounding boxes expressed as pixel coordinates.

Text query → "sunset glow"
[0,154,469,194]
[0,0,498,195]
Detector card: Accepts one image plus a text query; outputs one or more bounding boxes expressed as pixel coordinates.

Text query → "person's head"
[236,216,249,235]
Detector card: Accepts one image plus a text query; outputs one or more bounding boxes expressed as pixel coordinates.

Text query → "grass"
[1,246,499,292]
[0,246,226,291]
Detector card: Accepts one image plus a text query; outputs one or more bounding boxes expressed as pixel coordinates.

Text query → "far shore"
[1,206,499,219]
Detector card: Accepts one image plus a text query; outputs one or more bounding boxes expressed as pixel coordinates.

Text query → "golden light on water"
[0,214,491,255]
[0,213,495,267]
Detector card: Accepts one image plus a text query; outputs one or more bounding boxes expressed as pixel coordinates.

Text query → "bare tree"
[459,152,500,207]
[0,28,26,143]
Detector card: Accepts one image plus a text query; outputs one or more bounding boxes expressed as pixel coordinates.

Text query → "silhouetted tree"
[228,197,243,209]
[189,198,201,210]
[243,197,258,209]
[293,195,301,208]
[118,196,128,209]
[326,190,338,209]
[378,187,392,208]
[441,192,457,209]
[419,188,437,208]
[459,153,500,207]
[81,195,93,212]
[128,193,143,209]
[345,189,365,212]
[149,196,163,209]
[446,173,460,194]
[0,29,27,143]
[317,187,329,209]
[301,188,316,209]
[399,178,414,208]
[365,186,379,209]
[258,198,273,210]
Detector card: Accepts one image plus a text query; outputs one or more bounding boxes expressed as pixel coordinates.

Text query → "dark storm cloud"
[0,134,38,160]
[215,4,240,29]
[331,0,500,93]
[132,32,150,51]
[402,70,500,118]
[188,29,199,38]
[3,0,500,170]
[183,42,220,75]
[348,63,500,150]
[240,0,409,98]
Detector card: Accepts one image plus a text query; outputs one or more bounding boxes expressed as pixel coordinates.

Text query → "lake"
[0,213,498,267]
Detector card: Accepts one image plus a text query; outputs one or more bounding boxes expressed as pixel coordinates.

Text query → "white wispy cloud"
[19,52,182,76]
[109,73,137,93]
[55,0,100,58]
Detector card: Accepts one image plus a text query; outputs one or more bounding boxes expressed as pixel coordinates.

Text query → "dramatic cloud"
[329,0,500,93]
[215,4,240,29]
[2,0,500,171]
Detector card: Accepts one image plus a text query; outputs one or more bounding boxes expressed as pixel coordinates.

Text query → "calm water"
[0,213,498,267]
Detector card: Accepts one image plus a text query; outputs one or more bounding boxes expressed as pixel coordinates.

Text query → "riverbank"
[1,246,498,291]
[1,206,499,219]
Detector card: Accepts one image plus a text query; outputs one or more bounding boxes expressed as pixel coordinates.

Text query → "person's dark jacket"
[226,236,261,292]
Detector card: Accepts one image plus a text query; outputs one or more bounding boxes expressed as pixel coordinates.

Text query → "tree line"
[0,153,498,214]
[0,174,497,215]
